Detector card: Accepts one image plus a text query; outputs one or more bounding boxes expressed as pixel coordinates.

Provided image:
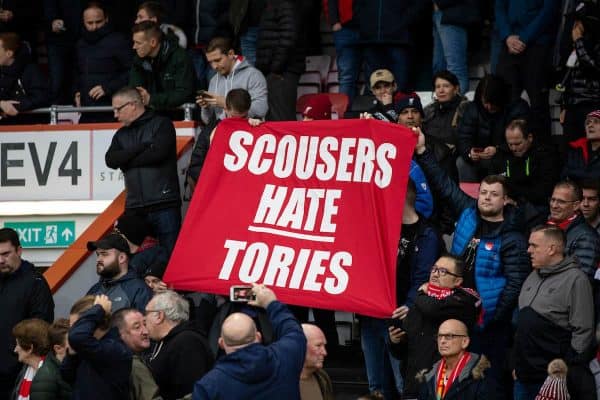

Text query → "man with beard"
[0,227,53,399]
[86,233,152,313]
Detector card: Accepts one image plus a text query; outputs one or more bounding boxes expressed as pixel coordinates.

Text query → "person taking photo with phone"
[193,283,306,400]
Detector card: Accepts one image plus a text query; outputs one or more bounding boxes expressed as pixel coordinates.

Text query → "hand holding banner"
[164,118,416,318]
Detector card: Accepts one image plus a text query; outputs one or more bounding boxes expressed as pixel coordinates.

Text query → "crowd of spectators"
[2,1,600,400]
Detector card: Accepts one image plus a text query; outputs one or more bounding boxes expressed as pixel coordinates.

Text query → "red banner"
[164,118,416,318]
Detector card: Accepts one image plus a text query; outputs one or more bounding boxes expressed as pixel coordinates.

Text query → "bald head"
[439,319,468,335]
[301,324,327,376]
[437,319,469,359]
[219,313,260,354]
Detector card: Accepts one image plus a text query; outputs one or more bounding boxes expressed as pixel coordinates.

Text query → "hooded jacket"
[0,261,53,385]
[416,149,530,326]
[200,57,268,124]
[417,353,491,400]
[60,305,132,400]
[193,301,306,400]
[75,23,132,107]
[149,321,213,400]
[515,256,594,382]
[87,270,152,313]
[105,110,181,212]
[129,35,196,110]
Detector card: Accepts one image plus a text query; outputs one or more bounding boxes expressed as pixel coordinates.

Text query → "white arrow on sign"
[61,228,74,241]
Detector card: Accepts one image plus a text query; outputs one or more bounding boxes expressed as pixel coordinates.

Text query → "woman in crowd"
[11,318,70,400]
[423,70,469,182]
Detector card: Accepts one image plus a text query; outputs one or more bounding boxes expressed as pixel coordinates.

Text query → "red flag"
[164,118,416,318]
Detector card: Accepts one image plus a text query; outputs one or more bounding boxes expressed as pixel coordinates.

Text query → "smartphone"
[385,318,404,330]
[472,147,484,153]
[230,286,256,302]
[197,90,212,99]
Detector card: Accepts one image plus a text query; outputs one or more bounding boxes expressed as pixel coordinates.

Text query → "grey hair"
[151,290,189,323]
[112,86,143,103]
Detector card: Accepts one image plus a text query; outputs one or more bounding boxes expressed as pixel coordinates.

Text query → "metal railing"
[24,103,198,125]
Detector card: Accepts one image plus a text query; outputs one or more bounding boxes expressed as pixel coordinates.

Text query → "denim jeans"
[240,27,259,66]
[513,380,543,400]
[432,10,469,93]
[364,45,410,93]
[360,317,403,399]
[333,27,362,103]
[144,207,181,256]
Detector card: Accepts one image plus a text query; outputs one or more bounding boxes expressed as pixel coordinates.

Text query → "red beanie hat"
[303,94,332,120]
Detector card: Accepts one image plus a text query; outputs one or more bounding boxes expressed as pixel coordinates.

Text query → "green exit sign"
[4,221,76,248]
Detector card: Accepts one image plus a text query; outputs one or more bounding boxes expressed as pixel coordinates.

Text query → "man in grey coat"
[514,224,595,400]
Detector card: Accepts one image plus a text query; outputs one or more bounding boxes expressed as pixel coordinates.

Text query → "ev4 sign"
[4,221,76,248]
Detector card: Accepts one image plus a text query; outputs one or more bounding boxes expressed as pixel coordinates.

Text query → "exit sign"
[4,221,75,248]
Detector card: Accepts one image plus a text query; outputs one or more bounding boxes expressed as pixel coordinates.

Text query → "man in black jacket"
[145,290,213,400]
[0,32,49,124]
[0,227,54,399]
[74,3,132,122]
[256,0,304,121]
[106,86,181,255]
[489,119,559,218]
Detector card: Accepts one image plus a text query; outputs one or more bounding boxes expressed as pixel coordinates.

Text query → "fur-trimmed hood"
[416,353,491,384]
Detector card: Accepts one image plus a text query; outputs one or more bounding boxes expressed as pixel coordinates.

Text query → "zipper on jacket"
[526,275,546,307]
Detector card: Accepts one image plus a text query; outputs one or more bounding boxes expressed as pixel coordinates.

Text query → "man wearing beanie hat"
[115,214,169,279]
[395,92,424,128]
[86,233,152,313]
[302,94,332,121]
[563,109,600,181]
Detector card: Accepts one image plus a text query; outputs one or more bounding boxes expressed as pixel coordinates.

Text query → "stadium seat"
[295,93,349,120]
[305,55,332,87]
[297,83,320,100]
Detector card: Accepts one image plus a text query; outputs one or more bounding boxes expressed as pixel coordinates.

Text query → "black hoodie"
[148,321,214,400]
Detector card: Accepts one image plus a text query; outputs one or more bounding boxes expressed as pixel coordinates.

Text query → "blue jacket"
[193,301,306,400]
[410,160,434,219]
[87,270,152,313]
[61,305,132,400]
[417,149,530,326]
[495,0,561,45]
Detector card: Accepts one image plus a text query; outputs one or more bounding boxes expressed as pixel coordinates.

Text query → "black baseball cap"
[87,233,131,256]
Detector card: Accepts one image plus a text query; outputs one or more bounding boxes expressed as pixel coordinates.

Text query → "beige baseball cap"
[370,69,395,88]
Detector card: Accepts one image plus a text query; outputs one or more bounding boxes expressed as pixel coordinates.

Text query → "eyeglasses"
[549,198,579,206]
[431,266,462,277]
[113,101,133,113]
[436,333,467,341]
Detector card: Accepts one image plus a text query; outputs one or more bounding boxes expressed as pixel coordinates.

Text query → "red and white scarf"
[17,357,44,400]
[435,352,471,400]
[547,213,578,231]
[427,283,454,299]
